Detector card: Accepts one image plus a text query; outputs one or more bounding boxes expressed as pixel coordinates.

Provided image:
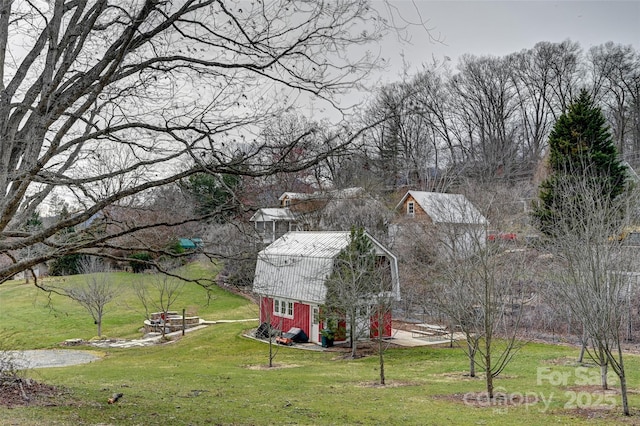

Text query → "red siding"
[370,311,393,338]
[259,297,311,338]
[260,297,394,341]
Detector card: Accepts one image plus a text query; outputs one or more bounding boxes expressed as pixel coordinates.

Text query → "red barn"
[252,231,400,345]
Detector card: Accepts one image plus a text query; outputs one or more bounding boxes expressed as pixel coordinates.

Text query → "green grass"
[0,262,254,348]
[1,262,639,424]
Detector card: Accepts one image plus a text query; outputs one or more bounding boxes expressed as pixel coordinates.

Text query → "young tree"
[533,89,628,237]
[370,277,395,385]
[418,191,530,398]
[48,257,117,338]
[542,171,636,416]
[134,273,185,339]
[323,227,394,359]
[435,245,530,398]
[254,295,285,369]
[533,90,634,415]
[0,1,391,284]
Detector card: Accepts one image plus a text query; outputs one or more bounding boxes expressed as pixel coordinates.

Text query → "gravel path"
[3,350,101,370]
[1,319,257,370]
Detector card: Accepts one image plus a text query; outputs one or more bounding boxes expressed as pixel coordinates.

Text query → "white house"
[249,208,300,244]
[392,190,488,257]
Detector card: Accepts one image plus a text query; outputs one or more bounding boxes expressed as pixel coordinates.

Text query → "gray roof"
[259,231,351,257]
[249,208,297,222]
[253,231,399,304]
[278,187,366,202]
[396,190,487,225]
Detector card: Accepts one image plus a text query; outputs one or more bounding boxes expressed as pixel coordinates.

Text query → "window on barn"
[407,201,415,216]
[273,298,294,319]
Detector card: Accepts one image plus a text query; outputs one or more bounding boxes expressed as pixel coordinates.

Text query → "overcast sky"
[326,1,639,113]
[374,0,640,82]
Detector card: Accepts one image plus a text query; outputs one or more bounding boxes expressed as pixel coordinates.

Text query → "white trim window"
[273,298,294,318]
[407,201,415,216]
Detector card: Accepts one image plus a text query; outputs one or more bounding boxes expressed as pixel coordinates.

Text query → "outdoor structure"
[278,187,366,209]
[252,231,400,345]
[143,311,204,334]
[0,254,48,281]
[249,208,300,244]
[179,238,203,250]
[251,187,375,244]
[391,190,488,256]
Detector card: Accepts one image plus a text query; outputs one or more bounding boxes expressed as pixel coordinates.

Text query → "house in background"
[392,190,488,257]
[0,254,48,282]
[252,231,400,345]
[249,208,300,244]
[251,187,374,244]
[279,187,366,209]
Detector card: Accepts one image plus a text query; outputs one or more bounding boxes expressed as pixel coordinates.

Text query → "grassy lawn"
[1,262,639,425]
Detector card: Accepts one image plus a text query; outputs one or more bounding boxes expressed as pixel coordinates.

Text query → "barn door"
[311,306,320,343]
[355,306,370,339]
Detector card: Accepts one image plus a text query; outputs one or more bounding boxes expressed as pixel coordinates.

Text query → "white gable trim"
[252,231,400,304]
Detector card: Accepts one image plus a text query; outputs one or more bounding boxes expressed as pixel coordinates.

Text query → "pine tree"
[533,89,628,237]
[323,227,378,357]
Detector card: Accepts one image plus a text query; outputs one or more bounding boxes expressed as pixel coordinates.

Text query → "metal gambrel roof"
[252,231,400,304]
[259,231,351,257]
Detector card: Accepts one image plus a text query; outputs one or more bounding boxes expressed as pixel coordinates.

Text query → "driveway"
[3,350,101,370]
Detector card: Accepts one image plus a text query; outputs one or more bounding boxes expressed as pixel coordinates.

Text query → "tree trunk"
[577,329,586,363]
[619,369,630,416]
[578,341,586,363]
[617,344,630,416]
[600,362,608,390]
[468,340,476,377]
[596,345,608,390]
[269,327,274,368]
[485,339,493,399]
[378,337,385,385]
[97,320,102,338]
[350,313,358,358]
[486,370,494,400]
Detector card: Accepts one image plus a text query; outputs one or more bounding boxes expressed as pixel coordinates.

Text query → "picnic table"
[410,323,448,338]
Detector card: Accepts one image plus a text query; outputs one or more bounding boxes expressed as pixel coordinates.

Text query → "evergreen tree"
[533,89,628,237]
[181,173,241,222]
[324,227,378,357]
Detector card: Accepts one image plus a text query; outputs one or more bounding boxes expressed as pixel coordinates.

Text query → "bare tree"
[424,193,529,398]
[371,278,395,385]
[324,227,398,359]
[134,273,185,339]
[508,42,570,166]
[47,256,116,337]
[541,170,638,416]
[588,42,640,163]
[0,0,393,284]
[360,65,457,191]
[435,244,530,395]
[253,296,286,369]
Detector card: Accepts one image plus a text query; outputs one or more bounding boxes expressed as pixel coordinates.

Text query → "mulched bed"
[0,378,72,408]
